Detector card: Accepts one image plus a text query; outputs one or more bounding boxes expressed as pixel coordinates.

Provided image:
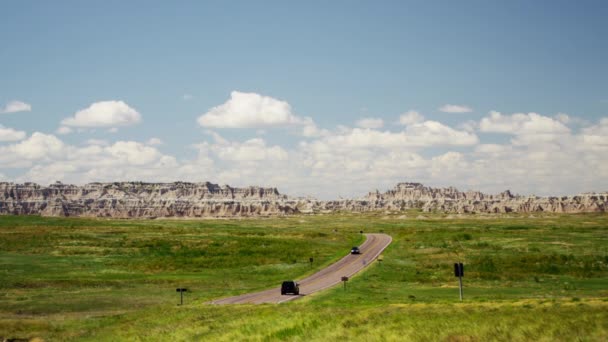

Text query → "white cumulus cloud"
[0,133,179,183]
[405,121,479,146]
[439,104,473,113]
[85,139,109,146]
[56,126,73,135]
[210,138,288,162]
[555,113,571,124]
[356,117,384,129]
[147,138,163,146]
[319,122,477,149]
[13,133,66,160]
[0,132,66,167]
[480,111,570,135]
[61,100,141,128]
[0,125,26,141]
[197,91,307,128]
[581,118,608,150]
[106,141,162,165]
[1,100,31,114]
[474,144,512,154]
[398,110,425,125]
[479,111,571,147]
[301,119,330,138]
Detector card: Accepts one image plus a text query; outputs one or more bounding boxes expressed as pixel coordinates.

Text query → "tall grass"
[1,213,607,340]
[11,300,606,341]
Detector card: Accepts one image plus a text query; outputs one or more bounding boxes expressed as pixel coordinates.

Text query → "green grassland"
[1,212,607,341]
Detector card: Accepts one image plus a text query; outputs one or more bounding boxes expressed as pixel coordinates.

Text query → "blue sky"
[1,1,607,198]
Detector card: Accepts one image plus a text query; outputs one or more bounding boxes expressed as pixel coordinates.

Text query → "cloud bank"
[1,92,607,199]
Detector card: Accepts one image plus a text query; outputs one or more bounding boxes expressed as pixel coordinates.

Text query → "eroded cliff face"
[353,182,608,214]
[0,181,605,217]
[0,182,296,218]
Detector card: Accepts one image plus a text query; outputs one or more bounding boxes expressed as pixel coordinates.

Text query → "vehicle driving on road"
[281,281,300,295]
[351,246,361,254]
[211,234,392,304]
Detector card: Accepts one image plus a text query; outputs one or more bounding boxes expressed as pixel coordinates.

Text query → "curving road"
[210,233,392,304]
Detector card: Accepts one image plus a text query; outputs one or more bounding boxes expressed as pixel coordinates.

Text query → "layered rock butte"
[0,181,606,218]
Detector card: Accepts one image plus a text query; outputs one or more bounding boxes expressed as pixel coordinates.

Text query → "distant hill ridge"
[360,182,607,213]
[0,181,606,217]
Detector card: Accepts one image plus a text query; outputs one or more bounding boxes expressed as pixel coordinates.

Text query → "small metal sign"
[176,288,188,305]
[454,262,464,301]
[454,263,464,277]
[341,276,349,282]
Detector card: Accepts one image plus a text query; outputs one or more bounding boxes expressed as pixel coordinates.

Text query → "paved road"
[210,233,392,304]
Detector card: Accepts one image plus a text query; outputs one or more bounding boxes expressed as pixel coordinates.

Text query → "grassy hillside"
[1,213,607,341]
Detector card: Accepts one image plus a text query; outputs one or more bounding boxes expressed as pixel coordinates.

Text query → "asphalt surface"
[210,233,392,304]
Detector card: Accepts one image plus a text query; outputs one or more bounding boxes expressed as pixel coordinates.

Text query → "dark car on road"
[351,246,361,254]
[281,280,300,295]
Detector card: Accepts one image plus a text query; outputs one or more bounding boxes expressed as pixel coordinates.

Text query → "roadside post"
[309,257,314,269]
[341,276,349,291]
[176,288,188,305]
[454,263,464,301]
[378,255,384,267]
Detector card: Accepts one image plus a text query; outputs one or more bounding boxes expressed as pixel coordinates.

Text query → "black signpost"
[176,288,188,305]
[454,263,464,301]
[341,276,349,291]
[309,257,314,268]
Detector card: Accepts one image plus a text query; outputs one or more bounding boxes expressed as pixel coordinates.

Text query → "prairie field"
[1,213,607,341]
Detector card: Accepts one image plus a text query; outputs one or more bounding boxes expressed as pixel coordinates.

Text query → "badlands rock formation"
[0,182,298,218]
[354,182,608,214]
[0,181,606,218]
